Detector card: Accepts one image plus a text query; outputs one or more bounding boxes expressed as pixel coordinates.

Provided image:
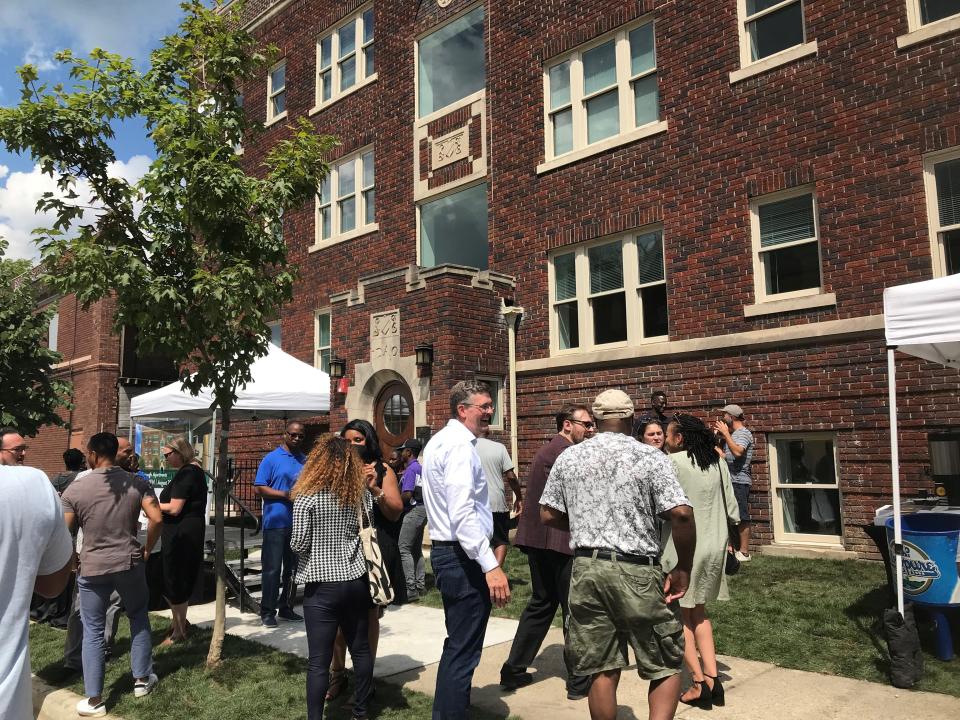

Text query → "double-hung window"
[907,0,960,29]
[769,433,843,546]
[417,5,485,118]
[543,19,661,164]
[750,188,822,302]
[267,61,286,123]
[315,312,331,373]
[549,229,668,354]
[315,148,376,247]
[731,0,818,81]
[317,4,375,108]
[923,149,960,276]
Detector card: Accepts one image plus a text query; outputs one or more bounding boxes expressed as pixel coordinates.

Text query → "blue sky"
[0,1,188,260]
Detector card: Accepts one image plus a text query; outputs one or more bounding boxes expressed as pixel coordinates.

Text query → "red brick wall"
[231,1,960,557]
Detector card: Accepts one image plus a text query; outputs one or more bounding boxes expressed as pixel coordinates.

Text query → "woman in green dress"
[661,414,740,709]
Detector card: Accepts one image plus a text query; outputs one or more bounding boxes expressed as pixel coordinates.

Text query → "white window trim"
[898,1,960,48]
[266,59,287,126]
[415,179,487,267]
[731,0,817,83]
[769,431,844,548]
[314,309,332,372]
[310,146,378,251]
[749,185,824,305]
[548,226,668,357]
[310,3,377,114]
[541,16,662,167]
[414,2,485,120]
[922,146,960,277]
[476,374,505,430]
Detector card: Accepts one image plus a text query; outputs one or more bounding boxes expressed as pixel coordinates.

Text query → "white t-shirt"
[0,466,74,720]
[475,437,516,513]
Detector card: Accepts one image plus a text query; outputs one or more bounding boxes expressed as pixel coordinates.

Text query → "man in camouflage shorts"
[540,389,696,720]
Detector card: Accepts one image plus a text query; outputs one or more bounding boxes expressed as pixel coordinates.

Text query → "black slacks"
[501,547,591,695]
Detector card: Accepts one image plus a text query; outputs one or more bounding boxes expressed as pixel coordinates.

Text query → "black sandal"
[706,674,725,706]
[679,679,713,710]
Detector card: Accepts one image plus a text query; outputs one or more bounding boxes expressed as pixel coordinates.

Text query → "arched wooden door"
[374,380,414,458]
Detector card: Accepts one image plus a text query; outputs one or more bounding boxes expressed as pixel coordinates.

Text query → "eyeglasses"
[162,450,177,458]
[462,403,495,412]
[1,445,28,454]
[569,419,595,430]
[287,433,305,439]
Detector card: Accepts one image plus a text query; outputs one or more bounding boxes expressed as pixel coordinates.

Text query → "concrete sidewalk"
[34,601,960,719]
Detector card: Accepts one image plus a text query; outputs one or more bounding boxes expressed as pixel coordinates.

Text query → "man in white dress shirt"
[422,380,511,719]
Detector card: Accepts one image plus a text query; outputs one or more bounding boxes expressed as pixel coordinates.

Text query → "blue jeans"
[430,544,492,720]
[302,578,372,720]
[77,564,152,698]
[261,527,296,617]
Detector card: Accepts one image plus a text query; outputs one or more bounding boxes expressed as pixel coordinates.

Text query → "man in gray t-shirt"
[476,429,522,567]
[714,404,755,562]
[61,432,163,716]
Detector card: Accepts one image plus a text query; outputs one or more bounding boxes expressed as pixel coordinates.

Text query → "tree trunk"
[206,406,231,669]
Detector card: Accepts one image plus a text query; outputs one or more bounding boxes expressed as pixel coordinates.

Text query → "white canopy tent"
[130,342,331,422]
[883,273,960,615]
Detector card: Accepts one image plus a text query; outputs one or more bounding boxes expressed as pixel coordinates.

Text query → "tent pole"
[887,347,905,617]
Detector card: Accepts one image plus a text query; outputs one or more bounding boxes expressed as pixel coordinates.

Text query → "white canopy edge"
[884,274,960,367]
[130,343,331,421]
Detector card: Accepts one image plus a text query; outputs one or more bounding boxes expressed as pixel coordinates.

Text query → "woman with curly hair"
[290,434,378,720]
[325,419,403,702]
[662,414,741,710]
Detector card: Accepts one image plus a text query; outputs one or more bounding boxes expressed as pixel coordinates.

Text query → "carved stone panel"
[370,310,400,367]
[431,127,469,170]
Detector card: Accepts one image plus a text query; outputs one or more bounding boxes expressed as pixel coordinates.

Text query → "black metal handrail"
[228,488,262,614]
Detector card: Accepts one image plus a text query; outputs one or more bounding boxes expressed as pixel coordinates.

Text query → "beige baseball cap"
[592,389,635,420]
[720,404,744,418]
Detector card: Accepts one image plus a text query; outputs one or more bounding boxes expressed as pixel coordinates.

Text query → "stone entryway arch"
[344,363,430,456]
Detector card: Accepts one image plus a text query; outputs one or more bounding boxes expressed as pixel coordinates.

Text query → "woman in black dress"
[326,419,403,700]
[158,436,208,644]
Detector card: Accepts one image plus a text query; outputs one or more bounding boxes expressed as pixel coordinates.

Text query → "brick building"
[227,0,960,557]
[30,288,177,478]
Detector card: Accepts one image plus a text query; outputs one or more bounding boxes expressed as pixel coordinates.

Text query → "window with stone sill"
[549,229,668,354]
[543,18,659,160]
[924,149,960,277]
[737,0,807,66]
[267,60,286,122]
[908,0,960,29]
[417,4,485,118]
[317,4,375,108]
[316,147,375,245]
[750,187,823,303]
[315,311,331,373]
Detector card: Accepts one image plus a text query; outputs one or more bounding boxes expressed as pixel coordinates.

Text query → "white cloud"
[23,42,57,72]
[0,155,151,262]
[0,1,185,64]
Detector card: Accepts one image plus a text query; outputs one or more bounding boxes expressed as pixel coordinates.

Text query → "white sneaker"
[734,551,752,562]
[133,672,159,697]
[76,698,107,717]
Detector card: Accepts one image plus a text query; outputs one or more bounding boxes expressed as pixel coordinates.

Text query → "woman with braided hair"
[662,414,741,710]
[289,434,378,720]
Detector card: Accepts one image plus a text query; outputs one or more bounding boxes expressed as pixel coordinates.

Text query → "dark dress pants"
[431,544,492,720]
[502,548,591,695]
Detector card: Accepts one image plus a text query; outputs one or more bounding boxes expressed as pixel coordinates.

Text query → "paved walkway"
[35,600,960,719]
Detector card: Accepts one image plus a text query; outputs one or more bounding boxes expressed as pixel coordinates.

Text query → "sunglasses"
[162,449,177,458]
[287,433,305,439]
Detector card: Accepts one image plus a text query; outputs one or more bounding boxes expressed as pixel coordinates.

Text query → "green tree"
[0,0,335,667]
[0,239,72,435]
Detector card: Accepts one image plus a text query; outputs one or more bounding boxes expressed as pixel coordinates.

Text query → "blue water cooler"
[886,513,960,660]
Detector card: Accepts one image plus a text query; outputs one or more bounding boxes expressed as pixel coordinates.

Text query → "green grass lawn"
[419,548,960,696]
[29,617,505,720]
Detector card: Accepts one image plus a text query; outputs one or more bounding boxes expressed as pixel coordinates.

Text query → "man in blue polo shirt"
[254,421,306,627]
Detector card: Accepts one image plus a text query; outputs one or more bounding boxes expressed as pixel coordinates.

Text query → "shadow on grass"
[843,584,893,679]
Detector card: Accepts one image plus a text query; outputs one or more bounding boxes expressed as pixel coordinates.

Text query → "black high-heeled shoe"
[679,679,713,710]
[706,674,725,706]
